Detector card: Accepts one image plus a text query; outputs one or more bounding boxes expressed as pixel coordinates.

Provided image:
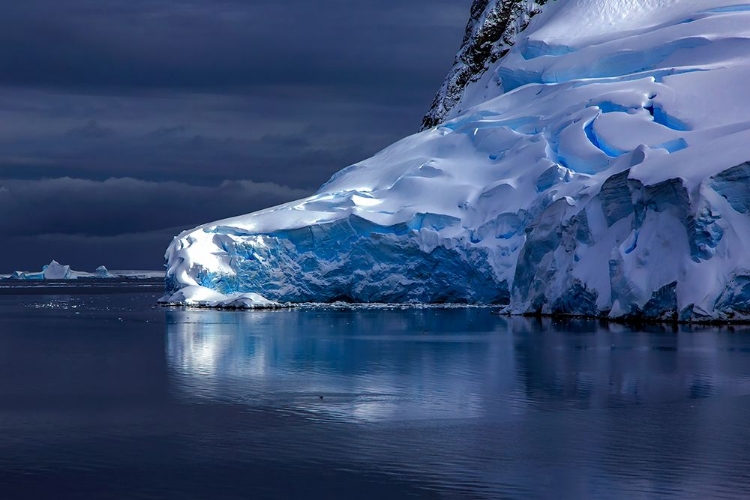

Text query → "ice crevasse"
[163,0,750,321]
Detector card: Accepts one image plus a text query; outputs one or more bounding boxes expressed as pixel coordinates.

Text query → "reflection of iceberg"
[164,309,750,497]
[167,311,750,421]
[167,310,268,382]
[166,309,519,422]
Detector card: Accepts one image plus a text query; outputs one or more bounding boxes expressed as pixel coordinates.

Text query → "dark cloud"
[0,177,310,272]
[0,0,470,95]
[0,107,379,188]
[0,177,310,237]
[0,0,473,269]
[65,120,115,139]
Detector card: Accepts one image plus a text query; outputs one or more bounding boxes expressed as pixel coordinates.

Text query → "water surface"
[0,288,749,498]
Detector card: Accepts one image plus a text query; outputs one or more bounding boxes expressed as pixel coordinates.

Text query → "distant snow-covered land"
[162,0,750,321]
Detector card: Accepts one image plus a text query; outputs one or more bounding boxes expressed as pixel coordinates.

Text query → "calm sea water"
[0,286,750,499]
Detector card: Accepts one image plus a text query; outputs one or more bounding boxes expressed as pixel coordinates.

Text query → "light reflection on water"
[166,309,499,421]
[166,310,750,417]
[164,308,750,498]
[2,290,750,499]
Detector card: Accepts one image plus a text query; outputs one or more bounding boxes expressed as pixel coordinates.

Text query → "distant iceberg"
[8,260,71,280]
[43,260,71,280]
[95,265,112,278]
[2,261,164,281]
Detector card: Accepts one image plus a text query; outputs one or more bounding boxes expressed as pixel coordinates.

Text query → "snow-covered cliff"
[163,0,750,321]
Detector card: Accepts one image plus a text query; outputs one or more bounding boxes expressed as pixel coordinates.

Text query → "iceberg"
[43,260,72,280]
[9,260,71,280]
[3,261,165,281]
[95,265,112,278]
[163,0,750,321]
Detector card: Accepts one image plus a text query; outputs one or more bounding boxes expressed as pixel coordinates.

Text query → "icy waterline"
[156,286,750,325]
[158,300,497,312]
[157,284,498,310]
[156,301,750,328]
[163,0,750,321]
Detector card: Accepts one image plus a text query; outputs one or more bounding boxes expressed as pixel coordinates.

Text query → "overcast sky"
[0,0,473,272]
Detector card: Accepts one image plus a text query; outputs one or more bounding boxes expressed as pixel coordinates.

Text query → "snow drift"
[163,0,750,321]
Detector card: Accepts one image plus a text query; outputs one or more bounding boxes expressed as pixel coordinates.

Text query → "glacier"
[163,0,750,321]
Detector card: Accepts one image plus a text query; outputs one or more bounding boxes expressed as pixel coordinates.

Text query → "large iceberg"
[164,0,750,321]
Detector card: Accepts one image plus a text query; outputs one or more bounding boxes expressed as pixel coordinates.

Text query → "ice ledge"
[158,285,499,311]
[158,285,281,309]
[158,284,750,324]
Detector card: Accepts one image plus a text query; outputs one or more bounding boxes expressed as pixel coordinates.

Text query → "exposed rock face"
[421,0,550,130]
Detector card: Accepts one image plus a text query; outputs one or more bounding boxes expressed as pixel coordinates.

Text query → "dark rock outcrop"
[421,0,551,130]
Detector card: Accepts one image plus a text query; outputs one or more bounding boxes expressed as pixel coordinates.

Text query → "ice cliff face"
[422,0,550,130]
[164,0,750,321]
